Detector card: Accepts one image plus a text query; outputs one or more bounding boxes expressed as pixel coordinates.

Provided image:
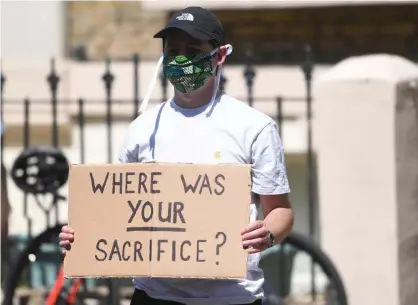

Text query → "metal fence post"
[301,44,316,301]
[101,58,120,305]
[22,98,33,284]
[1,71,6,167]
[78,98,85,164]
[243,51,256,107]
[133,54,140,119]
[47,58,60,147]
[102,57,115,164]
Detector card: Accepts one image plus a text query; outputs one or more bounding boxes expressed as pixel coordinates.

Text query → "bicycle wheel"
[262,231,348,305]
[2,224,118,305]
[284,232,348,305]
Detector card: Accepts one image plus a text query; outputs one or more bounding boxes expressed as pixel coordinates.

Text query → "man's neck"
[173,88,223,109]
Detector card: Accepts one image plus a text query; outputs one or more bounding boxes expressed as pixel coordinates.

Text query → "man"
[60,6,293,305]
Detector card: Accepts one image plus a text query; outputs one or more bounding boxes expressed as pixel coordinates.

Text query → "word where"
[89,171,162,195]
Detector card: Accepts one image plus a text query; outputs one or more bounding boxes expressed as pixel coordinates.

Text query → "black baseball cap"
[153,7,225,46]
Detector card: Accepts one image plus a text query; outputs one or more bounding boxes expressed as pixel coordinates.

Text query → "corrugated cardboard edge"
[63,164,75,278]
[246,165,252,276]
[64,162,252,279]
[67,162,252,168]
[64,275,248,279]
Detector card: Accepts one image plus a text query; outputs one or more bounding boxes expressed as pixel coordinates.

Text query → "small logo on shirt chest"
[214,151,221,160]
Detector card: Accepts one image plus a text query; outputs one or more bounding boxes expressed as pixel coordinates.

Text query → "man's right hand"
[59,225,74,256]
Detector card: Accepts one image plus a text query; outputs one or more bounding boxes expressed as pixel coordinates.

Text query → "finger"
[59,244,72,252]
[241,221,263,234]
[242,237,268,248]
[62,226,74,234]
[242,227,269,241]
[59,240,70,248]
[246,246,267,254]
[59,234,74,244]
[59,233,74,242]
[61,249,67,256]
[246,241,269,253]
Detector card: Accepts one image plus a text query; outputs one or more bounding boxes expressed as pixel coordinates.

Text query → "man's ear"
[216,46,227,66]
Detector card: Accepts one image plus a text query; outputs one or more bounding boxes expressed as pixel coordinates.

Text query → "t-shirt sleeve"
[251,121,290,195]
[118,124,139,164]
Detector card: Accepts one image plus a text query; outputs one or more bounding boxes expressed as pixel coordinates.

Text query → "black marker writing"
[180,174,225,195]
[94,238,207,262]
[179,240,191,261]
[125,172,135,194]
[141,201,153,222]
[90,173,109,194]
[196,240,206,262]
[127,200,185,225]
[95,239,143,262]
[157,240,168,261]
[89,171,162,194]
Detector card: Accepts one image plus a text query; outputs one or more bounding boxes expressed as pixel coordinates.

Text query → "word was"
[180,174,225,196]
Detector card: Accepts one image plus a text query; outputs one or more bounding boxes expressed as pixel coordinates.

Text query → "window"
[211,4,418,65]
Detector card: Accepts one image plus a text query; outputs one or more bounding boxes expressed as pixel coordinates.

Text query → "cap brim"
[153,25,212,41]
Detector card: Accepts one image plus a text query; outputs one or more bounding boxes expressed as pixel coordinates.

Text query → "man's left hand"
[241,220,270,254]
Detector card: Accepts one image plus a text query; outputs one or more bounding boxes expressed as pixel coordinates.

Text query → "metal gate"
[0,46,337,304]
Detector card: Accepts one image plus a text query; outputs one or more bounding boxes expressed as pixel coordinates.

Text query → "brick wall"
[66,2,167,61]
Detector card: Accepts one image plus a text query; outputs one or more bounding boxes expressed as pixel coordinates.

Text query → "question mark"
[215,232,227,265]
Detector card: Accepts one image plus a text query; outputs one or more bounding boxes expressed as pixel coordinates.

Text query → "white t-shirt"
[119,94,290,305]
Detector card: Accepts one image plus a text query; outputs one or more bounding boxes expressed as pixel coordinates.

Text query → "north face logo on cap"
[176,13,194,21]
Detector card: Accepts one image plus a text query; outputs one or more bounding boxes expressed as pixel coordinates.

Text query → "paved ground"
[8,295,327,305]
[5,287,327,305]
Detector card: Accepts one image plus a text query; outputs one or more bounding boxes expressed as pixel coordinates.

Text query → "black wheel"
[2,225,118,305]
[261,231,348,305]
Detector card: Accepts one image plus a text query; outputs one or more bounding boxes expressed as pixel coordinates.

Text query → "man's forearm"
[264,207,294,244]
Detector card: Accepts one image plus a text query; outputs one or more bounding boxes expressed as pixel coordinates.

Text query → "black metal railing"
[0,46,317,290]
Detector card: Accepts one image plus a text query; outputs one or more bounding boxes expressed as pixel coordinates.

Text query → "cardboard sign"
[64,163,251,279]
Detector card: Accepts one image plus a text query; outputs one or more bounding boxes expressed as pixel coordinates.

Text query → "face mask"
[138,44,233,115]
[162,48,218,93]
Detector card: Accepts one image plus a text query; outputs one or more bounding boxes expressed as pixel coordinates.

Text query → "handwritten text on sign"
[65,163,250,279]
[91,171,227,265]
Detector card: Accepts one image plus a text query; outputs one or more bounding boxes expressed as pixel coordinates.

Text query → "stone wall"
[66,2,167,61]
[315,54,418,305]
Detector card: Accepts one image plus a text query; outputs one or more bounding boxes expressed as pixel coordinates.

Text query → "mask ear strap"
[138,55,164,115]
[210,44,233,102]
[225,44,233,56]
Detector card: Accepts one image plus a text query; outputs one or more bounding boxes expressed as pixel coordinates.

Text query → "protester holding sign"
[60,6,293,305]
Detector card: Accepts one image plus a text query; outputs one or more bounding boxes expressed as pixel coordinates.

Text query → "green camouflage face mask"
[163,49,218,93]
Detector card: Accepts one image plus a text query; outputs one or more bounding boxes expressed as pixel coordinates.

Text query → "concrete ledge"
[3,123,73,147]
